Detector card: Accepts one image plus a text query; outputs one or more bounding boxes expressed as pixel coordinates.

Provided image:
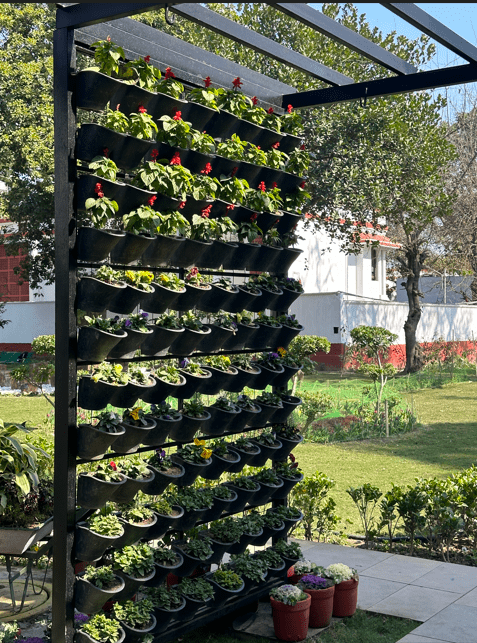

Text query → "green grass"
[0,394,53,432]
[318,610,418,642]
[295,379,477,533]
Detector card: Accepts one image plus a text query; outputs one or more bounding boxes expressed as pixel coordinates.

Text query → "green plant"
[167,485,213,512]
[94,265,123,284]
[182,400,206,418]
[290,472,339,542]
[262,512,284,529]
[286,146,310,176]
[254,430,279,446]
[119,312,150,333]
[154,362,182,384]
[212,568,243,590]
[232,355,257,372]
[150,497,174,517]
[236,217,263,243]
[284,181,311,212]
[244,181,282,213]
[378,487,401,552]
[79,612,122,643]
[90,38,125,76]
[227,551,267,582]
[271,505,302,521]
[255,547,283,569]
[261,107,282,133]
[190,129,216,155]
[117,458,152,481]
[145,584,183,610]
[82,565,118,588]
[216,175,249,204]
[179,537,214,560]
[88,154,119,182]
[128,106,158,140]
[187,77,219,110]
[215,77,252,116]
[179,359,208,376]
[270,584,307,606]
[128,364,152,386]
[227,475,259,491]
[238,511,264,534]
[211,483,234,499]
[232,433,257,448]
[121,505,154,524]
[299,391,334,432]
[178,577,214,601]
[175,439,212,463]
[254,468,281,486]
[85,185,119,229]
[323,563,358,584]
[86,514,123,538]
[140,157,192,201]
[112,598,154,628]
[216,134,246,162]
[208,517,243,543]
[201,354,233,372]
[255,391,282,407]
[118,269,154,292]
[154,312,183,330]
[157,111,192,149]
[122,203,160,235]
[212,396,237,412]
[250,272,281,292]
[152,542,180,565]
[112,543,155,578]
[273,539,302,560]
[266,143,288,170]
[244,142,268,166]
[90,460,124,483]
[281,104,304,135]
[241,95,267,124]
[0,622,21,643]
[122,55,161,90]
[83,315,122,334]
[89,362,129,386]
[189,169,219,200]
[277,313,302,329]
[91,410,123,433]
[275,455,303,479]
[104,105,130,133]
[156,66,184,98]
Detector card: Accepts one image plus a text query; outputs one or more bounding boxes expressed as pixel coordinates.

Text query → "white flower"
[324,563,358,584]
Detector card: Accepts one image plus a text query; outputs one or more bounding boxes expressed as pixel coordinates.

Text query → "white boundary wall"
[0,300,55,345]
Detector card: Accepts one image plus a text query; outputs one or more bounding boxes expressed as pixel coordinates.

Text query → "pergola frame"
[53,4,477,642]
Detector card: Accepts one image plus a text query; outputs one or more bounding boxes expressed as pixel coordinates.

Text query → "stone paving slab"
[368,585,461,622]
[297,542,393,573]
[360,554,442,583]
[396,635,453,643]
[357,575,407,610]
[409,562,477,594]
[406,603,477,643]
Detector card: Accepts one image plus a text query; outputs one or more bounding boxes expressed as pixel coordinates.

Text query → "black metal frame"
[54,4,477,641]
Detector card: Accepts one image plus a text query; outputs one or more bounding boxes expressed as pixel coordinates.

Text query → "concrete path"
[298,540,477,643]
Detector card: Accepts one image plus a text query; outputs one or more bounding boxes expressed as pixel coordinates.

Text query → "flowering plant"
[258,350,283,368]
[156,209,190,237]
[278,276,304,293]
[241,96,267,125]
[90,362,129,385]
[176,438,212,463]
[90,38,125,77]
[324,563,359,584]
[244,143,267,166]
[216,134,246,162]
[128,106,158,140]
[122,55,161,90]
[155,273,185,291]
[179,358,209,376]
[216,175,249,204]
[274,459,302,480]
[91,460,124,483]
[283,183,311,212]
[123,406,150,427]
[179,310,207,331]
[152,160,193,201]
[83,315,123,334]
[293,560,323,575]
[149,400,181,420]
[88,154,118,182]
[187,77,220,110]
[276,313,302,329]
[262,107,282,133]
[104,105,130,133]
[190,129,216,155]
[270,584,307,606]
[298,574,333,590]
[122,203,160,235]
[85,182,119,229]
[244,181,283,213]
[215,77,253,116]
[213,312,238,332]
[156,66,184,98]
[118,270,154,292]
[189,170,219,201]
[266,143,289,170]
[147,448,177,471]
[286,147,310,176]
[157,112,192,149]
[128,364,152,386]
[282,104,304,136]
[201,354,233,372]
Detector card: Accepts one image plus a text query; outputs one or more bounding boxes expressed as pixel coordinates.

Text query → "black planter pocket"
[140,375,187,404]
[170,327,211,356]
[251,364,285,390]
[208,154,239,180]
[256,211,282,234]
[109,232,154,265]
[223,323,259,352]
[280,133,303,154]
[224,482,260,513]
[75,574,125,615]
[271,396,301,424]
[119,616,157,643]
[77,327,127,363]
[274,434,303,460]
[151,596,186,634]
[169,412,211,443]
[253,244,283,273]
[228,530,262,556]
[248,438,283,467]
[196,324,235,353]
[237,160,263,185]
[199,367,238,396]
[227,407,258,434]
[147,506,184,540]
[200,451,241,480]
[175,507,206,532]
[273,364,300,388]
[185,149,216,175]
[253,127,284,151]
[270,247,302,274]
[140,283,186,315]
[146,553,184,589]
[75,70,123,112]
[114,569,156,602]
[112,420,156,455]
[181,100,218,131]
[206,109,238,139]
[174,283,213,311]
[279,286,303,310]
[257,166,284,189]
[107,327,153,360]
[142,234,186,268]
[274,473,304,499]
[178,369,213,398]
[252,525,286,548]
[77,174,156,218]
[76,423,126,461]
[275,323,304,349]
[115,514,158,548]
[249,403,278,428]
[111,471,155,504]
[170,454,212,487]
[180,198,213,222]
[227,445,261,473]
[280,172,305,195]
[199,241,239,271]
[110,84,156,116]
[77,472,127,510]
[276,211,303,236]
[76,123,152,172]
[143,465,185,495]
[75,522,123,562]
[142,417,180,448]
[201,489,238,521]
[170,238,213,270]
[204,406,241,436]
[252,323,283,350]
[224,366,261,394]
[77,277,126,315]
[224,241,259,271]
[107,284,151,315]
[77,227,126,263]
[200,283,239,313]
[141,325,184,357]
[149,93,188,120]
[255,287,284,311]
[78,376,129,411]
[172,541,212,578]
[231,118,263,144]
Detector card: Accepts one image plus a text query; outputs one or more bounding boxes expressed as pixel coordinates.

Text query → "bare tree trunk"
[400,238,428,374]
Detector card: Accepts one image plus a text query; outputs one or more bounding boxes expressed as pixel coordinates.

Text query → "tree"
[0,300,10,329]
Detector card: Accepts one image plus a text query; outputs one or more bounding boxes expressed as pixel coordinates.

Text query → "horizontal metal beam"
[269,2,417,76]
[282,62,477,109]
[171,3,354,86]
[75,17,295,106]
[382,3,477,64]
[56,3,179,30]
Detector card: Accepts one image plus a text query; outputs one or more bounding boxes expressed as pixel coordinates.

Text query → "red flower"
[275,218,280,225]
[252,96,258,105]
[226,204,235,211]
[179,201,186,209]
[272,142,280,149]
[148,195,157,206]
[257,181,266,192]
[289,453,296,463]
[200,163,212,175]
[109,461,117,471]
[231,166,238,177]
[170,152,181,166]
[204,76,212,87]
[300,181,306,189]
[300,144,306,150]
[107,36,111,42]
[150,148,159,160]
[232,76,242,89]
[94,182,103,194]
[144,55,151,63]
[173,110,182,121]
[189,267,199,277]
[97,191,104,198]
[138,105,147,113]
[287,104,293,114]
[116,103,121,111]
[165,66,175,79]
[271,182,278,189]
[103,148,109,157]
[250,213,258,221]
[201,205,212,218]
[267,107,274,114]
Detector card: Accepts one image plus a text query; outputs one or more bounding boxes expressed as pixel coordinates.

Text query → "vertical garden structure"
[53,3,477,641]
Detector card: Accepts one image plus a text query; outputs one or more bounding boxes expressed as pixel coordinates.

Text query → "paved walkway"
[298,540,477,643]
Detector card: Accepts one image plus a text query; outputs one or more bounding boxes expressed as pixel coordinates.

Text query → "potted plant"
[252,511,286,547]
[116,505,157,548]
[253,467,285,503]
[141,206,188,267]
[225,550,267,592]
[274,424,304,459]
[148,541,184,587]
[77,265,127,315]
[252,314,284,351]
[75,564,125,615]
[275,314,305,350]
[252,352,286,391]
[176,576,215,621]
[267,505,303,538]
[200,516,244,564]
[201,483,238,522]
[143,402,182,448]
[175,268,213,312]
[75,612,125,643]
[108,269,155,315]
[77,410,125,461]
[199,355,238,395]
[77,460,126,510]
[112,406,156,455]
[145,497,184,542]
[249,430,284,467]
[273,538,303,569]
[112,598,156,641]
[110,203,158,265]
[124,364,157,408]
[254,547,286,579]
[271,392,302,425]
[269,584,311,642]
[232,214,263,269]
[323,563,359,618]
[173,309,211,355]
[166,485,214,532]
[143,585,186,635]
[75,512,124,563]
[77,315,127,364]
[200,277,239,314]
[254,391,284,425]
[207,568,244,607]
[140,272,186,315]
[172,536,214,578]
[141,312,184,358]
[229,511,265,555]
[274,456,304,499]
[222,311,260,355]
[289,560,322,585]
[112,458,155,505]
[224,474,260,513]
[197,311,238,354]
[227,434,262,472]
[141,361,186,403]
[297,574,335,628]
[169,400,211,443]
[177,358,213,398]
[197,217,240,271]
[225,354,262,396]
[75,38,125,111]
[77,362,128,411]
[184,77,219,130]
[111,542,156,600]
[248,273,284,311]
[150,66,187,117]
[277,276,304,310]
[205,396,241,437]
[171,438,212,486]
[200,438,241,480]
[273,349,303,389]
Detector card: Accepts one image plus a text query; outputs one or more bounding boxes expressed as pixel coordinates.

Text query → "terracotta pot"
[332,578,358,617]
[270,594,311,642]
[305,585,335,628]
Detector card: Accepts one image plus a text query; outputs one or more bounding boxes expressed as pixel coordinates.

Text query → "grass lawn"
[296,379,477,534]
[0,394,53,434]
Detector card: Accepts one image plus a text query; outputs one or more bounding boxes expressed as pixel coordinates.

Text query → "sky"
[310,3,477,119]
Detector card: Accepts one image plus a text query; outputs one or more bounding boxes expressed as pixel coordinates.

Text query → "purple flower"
[271,352,279,359]
[74,613,90,623]
[180,358,189,368]
[17,638,48,643]
[124,319,132,327]
[300,574,328,589]
[141,311,148,318]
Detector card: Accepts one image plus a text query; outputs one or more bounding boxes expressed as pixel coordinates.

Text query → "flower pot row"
[75,72,303,152]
